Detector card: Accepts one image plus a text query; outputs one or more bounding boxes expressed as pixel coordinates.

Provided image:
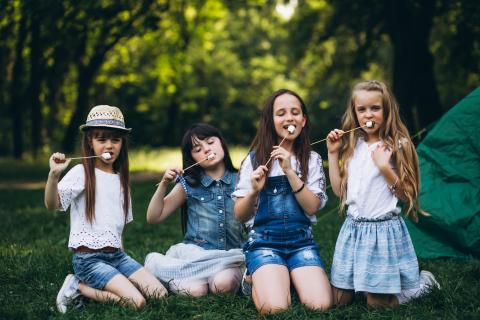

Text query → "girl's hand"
[372,143,392,170]
[326,129,344,153]
[251,165,268,193]
[49,153,71,175]
[161,168,184,185]
[271,146,292,174]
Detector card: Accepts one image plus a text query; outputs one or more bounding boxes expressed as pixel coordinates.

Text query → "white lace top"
[58,164,133,250]
[346,138,401,219]
[232,151,328,227]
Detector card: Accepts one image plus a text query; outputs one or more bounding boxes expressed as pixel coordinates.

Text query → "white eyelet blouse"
[58,164,133,250]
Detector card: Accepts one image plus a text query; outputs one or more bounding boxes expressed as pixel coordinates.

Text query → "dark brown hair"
[180,123,237,234]
[80,128,130,224]
[249,89,311,181]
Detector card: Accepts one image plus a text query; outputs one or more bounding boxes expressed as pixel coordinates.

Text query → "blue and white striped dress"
[330,138,420,294]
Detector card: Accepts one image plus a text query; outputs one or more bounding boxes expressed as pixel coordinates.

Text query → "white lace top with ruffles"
[58,164,132,250]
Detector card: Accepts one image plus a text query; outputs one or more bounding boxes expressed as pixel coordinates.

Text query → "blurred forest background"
[1,0,479,159]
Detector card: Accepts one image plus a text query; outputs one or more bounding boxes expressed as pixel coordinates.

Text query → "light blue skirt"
[330,214,420,294]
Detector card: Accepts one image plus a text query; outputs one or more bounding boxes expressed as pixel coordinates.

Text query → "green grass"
[1,156,479,319]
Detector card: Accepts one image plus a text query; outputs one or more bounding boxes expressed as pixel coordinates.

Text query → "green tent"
[406,87,480,259]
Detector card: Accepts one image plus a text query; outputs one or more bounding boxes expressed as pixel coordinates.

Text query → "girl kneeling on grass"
[233,89,332,314]
[45,105,167,313]
[327,80,440,308]
[145,123,245,297]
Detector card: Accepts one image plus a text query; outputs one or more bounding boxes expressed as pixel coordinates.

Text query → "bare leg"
[332,286,355,306]
[103,274,146,309]
[170,279,208,297]
[79,282,122,304]
[290,266,332,311]
[128,267,168,299]
[208,267,242,294]
[251,264,291,315]
[79,274,146,309]
[367,293,399,308]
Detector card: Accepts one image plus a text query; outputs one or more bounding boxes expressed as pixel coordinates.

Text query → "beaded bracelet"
[293,182,305,194]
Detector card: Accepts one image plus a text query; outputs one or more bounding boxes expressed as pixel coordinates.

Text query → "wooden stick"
[183,154,214,171]
[264,125,296,167]
[310,122,373,146]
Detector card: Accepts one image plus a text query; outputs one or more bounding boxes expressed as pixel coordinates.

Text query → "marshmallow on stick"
[265,125,295,167]
[310,121,375,146]
[183,153,216,171]
[67,152,112,160]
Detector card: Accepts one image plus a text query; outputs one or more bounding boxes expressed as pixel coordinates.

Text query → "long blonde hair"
[338,80,423,221]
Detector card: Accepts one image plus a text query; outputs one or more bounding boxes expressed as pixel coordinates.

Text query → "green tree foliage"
[287,0,480,135]
[0,0,478,158]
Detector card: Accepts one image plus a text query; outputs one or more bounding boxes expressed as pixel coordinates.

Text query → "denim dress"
[177,170,244,250]
[243,174,325,275]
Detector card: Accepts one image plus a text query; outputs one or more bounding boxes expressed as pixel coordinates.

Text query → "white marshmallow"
[366,121,375,128]
[101,152,112,160]
[287,125,295,134]
[207,153,216,160]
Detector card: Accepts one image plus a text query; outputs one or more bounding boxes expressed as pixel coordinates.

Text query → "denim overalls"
[243,155,325,275]
[178,170,244,250]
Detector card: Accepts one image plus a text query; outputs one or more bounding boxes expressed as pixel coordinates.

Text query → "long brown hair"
[80,128,130,224]
[249,89,311,182]
[338,80,423,221]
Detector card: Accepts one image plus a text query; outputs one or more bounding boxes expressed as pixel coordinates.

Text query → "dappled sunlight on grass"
[129,146,249,173]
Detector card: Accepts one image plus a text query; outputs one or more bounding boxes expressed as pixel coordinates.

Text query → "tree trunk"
[28,12,43,158]
[10,9,28,158]
[61,64,96,153]
[45,42,70,143]
[386,0,442,133]
[163,91,180,145]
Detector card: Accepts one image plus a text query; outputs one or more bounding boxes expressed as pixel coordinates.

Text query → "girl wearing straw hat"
[45,105,167,313]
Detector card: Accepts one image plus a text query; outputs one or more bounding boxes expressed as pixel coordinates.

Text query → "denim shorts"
[243,228,325,275]
[73,251,143,289]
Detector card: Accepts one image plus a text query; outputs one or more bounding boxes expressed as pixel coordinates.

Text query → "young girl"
[145,123,245,297]
[45,105,167,313]
[233,89,332,314]
[327,80,440,308]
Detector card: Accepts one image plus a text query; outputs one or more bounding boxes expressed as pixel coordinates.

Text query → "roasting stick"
[310,121,375,146]
[264,125,296,167]
[67,152,112,160]
[155,153,216,187]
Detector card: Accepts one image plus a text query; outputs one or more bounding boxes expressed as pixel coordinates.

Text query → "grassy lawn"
[1,155,479,319]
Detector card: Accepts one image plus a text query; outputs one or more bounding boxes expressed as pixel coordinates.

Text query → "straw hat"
[79,105,132,133]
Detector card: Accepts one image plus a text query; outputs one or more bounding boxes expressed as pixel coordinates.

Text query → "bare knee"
[133,296,146,309]
[122,294,146,310]
[303,296,333,311]
[182,284,208,297]
[254,290,290,314]
[258,301,290,315]
[210,275,239,294]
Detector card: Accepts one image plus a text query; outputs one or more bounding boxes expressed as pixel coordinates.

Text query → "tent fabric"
[406,87,480,259]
